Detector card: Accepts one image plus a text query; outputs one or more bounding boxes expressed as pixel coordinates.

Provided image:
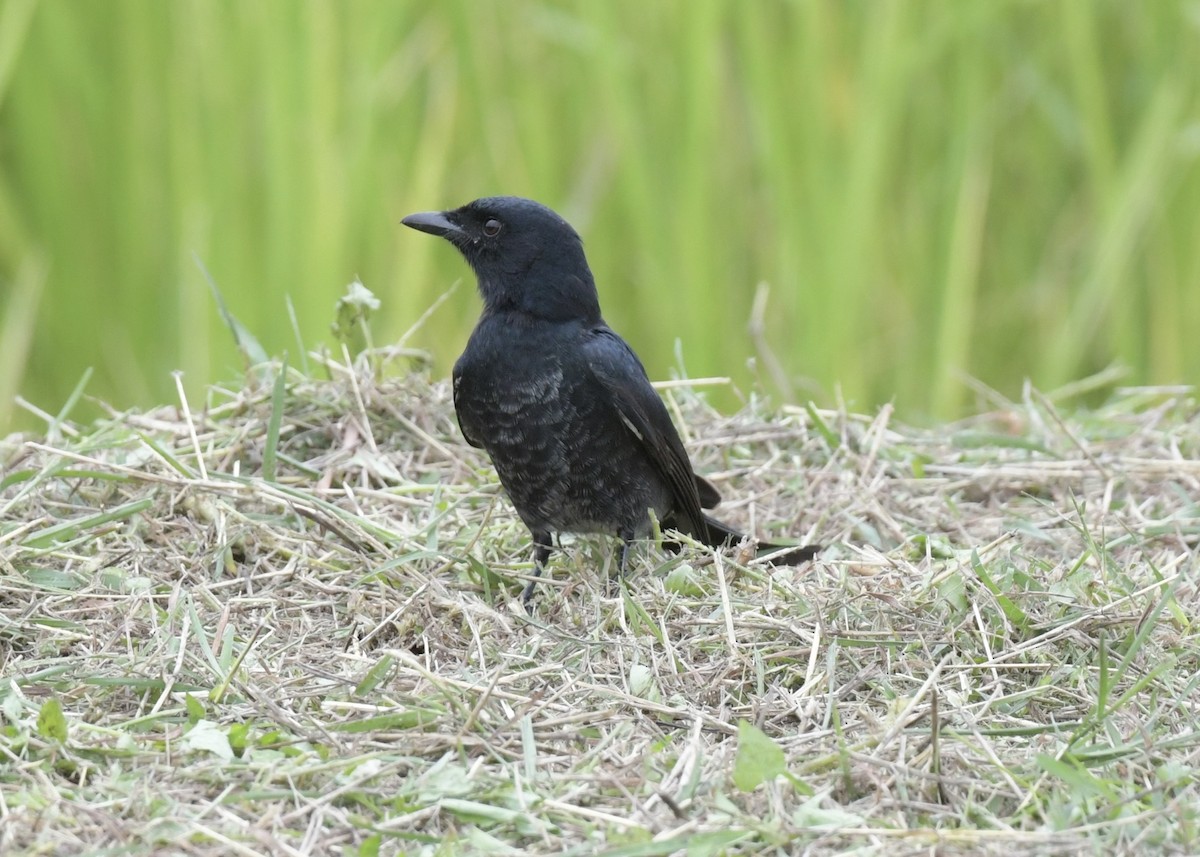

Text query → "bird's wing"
[582,326,707,536]
[695,474,722,509]
[451,366,484,449]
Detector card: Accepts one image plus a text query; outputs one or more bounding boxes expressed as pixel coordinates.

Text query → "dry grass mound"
[2,353,1198,855]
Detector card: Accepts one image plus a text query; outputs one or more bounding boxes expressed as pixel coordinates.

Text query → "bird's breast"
[492,366,563,414]
[453,318,671,536]
[454,325,571,446]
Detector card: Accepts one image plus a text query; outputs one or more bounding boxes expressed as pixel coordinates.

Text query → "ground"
[1,354,1198,856]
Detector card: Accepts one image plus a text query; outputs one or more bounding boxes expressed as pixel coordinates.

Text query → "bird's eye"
[483,219,502,237]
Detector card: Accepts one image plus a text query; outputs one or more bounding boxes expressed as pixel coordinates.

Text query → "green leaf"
[134,429,195,477]
[331,711,439,733]
[332,279,380,353]
[465,555,512,602]
[36,698,68,743]
[51,367,94,435]
[791,793,863,828]
[950,431,1058,456]
[184,694,206,725]
[621,585,664,643]
[0,468,36,491]
[262,353,288,483]
[21,498,154,549]
[628,664,659,702]
[732,719,786,791]
[197,254,269,366]
[2,689,23,725]
[805,401,839,449]
[228,721,250,754]
[1035,753,1113,799]
[182,720,234,761]
[22,569,85,590]
[354,654,396,698]
[588,830,750,857]
[355,834,382,857]
[971,550,1029,630]
[440,797,521,824]
[664,563,705,597]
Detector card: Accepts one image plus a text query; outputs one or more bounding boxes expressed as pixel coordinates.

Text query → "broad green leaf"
[182,720,234,761]
[732,719,786,792]
[184,694,205,725]
[36,698,68,743]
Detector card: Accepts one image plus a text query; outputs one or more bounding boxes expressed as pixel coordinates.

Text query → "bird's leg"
[617,539,633,577]
[608,529,637,596]
[522,530,554,610]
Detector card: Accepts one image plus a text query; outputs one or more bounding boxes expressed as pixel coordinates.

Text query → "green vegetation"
[4,6,1197,850]
[2,1,1198,431]
[2,351,1198,854]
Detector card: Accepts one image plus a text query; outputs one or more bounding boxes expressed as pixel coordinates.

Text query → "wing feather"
[582,326,708,537]
[451,367,484,449]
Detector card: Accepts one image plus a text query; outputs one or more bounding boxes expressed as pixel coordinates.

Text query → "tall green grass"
[0,0,1197,430]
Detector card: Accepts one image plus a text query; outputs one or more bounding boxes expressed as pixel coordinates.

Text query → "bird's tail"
[700,514,820,565]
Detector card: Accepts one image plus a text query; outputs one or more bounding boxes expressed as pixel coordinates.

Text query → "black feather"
[402,196,820,607]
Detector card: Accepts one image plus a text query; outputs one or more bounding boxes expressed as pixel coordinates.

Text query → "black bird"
[402,196,817,605]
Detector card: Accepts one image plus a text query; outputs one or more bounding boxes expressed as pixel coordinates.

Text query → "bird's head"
[402,196,602,323]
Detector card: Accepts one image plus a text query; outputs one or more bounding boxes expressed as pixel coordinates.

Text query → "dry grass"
[2,351,1198,856]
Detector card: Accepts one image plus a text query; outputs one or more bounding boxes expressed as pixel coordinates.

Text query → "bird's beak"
[401,210,463,238]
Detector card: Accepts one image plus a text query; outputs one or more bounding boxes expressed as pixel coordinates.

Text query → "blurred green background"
[1,0,1198,431]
